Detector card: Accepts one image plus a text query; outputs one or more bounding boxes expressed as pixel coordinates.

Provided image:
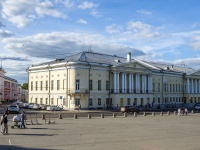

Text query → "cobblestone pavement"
[0,113,200,150]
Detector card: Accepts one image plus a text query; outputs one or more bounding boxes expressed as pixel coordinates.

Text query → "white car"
[194,104,200,110]
[46,105,63,111]
[8,105,20,114]
[32,104,40,110]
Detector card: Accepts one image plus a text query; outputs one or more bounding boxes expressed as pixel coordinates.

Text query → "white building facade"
[27,51,200,110]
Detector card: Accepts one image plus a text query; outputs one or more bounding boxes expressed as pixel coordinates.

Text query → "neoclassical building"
[27,51,200,110]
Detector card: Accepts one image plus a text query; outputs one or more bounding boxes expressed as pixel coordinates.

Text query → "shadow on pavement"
[0,145,54,150]
[9,133,56,136]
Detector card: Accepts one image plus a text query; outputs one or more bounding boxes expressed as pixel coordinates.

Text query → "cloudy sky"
[1,0,200,84]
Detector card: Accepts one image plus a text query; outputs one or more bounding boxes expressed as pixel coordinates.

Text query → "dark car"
[121,105,140,113]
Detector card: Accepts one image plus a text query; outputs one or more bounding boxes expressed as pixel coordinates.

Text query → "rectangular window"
[51,80,54,90]
[31,81,33,91]
[158,97,160,103]
[57,80,60,90]
[98,80,101,91]
[127,98,130,105]
[176,84,178,92]
[153,98,155,103]
[51,98,54,105]
[164,83,167,92]
[153,83,155,92]
[98,98,101,105]
[75,99,80,106]
[89,98,93,106]
[158,83,160,92]
[46,98,48,105]
[40,81,43,90]
[63,98,67,107]
[76,80,80,90]
[40,98,43,104]
[170,84,172,92]
[173,84,175,92]
[35,98,38,104]
[46,80,48,91]
[106,81,109,91]
[63,79,66,90]
[106,98,109,105]
[36,81,38,91]
[89,80,93,90]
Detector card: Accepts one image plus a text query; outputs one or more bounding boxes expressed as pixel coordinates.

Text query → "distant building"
[0,67,27,102]
[27,51,200,110]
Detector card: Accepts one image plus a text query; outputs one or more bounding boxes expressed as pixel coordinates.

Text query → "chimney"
[127,52,131,62]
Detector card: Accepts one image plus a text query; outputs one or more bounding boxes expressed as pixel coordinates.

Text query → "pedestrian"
[5,108,9,115]
[20,111,26,129]
[1,113,8,135]
[78,104,81,111]
[184,108,188,115]
[178,108,181,116]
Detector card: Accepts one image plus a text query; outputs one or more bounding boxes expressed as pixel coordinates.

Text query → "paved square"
[0,113,200,150]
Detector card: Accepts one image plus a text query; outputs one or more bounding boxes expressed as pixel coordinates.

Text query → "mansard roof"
[31,51,197,75]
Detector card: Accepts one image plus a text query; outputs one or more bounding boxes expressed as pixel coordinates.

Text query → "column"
[124,73,127,93]
[191,79,194,93]
[135,74,138,93]
[138,74,140,93]
[132,74,134,93]
[122,73,124,93]
[195,79,198,93]
[144,75,146,93]
[199,79,200,93]
[187,78,190,93]
[117,73,120,93]
[114,72,117,93]
[129,74,132,93]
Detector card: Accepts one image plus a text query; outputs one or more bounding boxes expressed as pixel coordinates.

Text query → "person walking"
[78,104,81,111]
[1,113,8,135]
[20,111,26,129]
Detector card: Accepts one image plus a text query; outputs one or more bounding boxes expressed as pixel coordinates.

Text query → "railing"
[67,89,89,94]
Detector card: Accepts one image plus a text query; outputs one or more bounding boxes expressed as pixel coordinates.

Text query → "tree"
[22,83,28,90]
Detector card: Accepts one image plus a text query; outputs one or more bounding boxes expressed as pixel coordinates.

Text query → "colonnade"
[113,72,152,94]
[186,78,200,94]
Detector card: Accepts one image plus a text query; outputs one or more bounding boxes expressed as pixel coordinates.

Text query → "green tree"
[22,83,28,90]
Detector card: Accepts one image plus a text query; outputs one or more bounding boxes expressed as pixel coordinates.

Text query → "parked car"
[39,104,47,110]
[194,103,200,110]
[120,105,140,113]
[0,101,2,105]
[46,105,63,111]
[8,105,20,114]
[28,103,34,109]
[32,104,40,110]
[23,103,30,109]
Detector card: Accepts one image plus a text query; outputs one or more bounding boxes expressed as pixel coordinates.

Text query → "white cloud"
[77,19,88,24]
[137,9,152,15]
[1,0,67,28]
[90,10,101,17]
[105,24,122,34]
[78,1,96,9]
[2,31,145,59]
[190,36,200,50]
[126,21,160,39]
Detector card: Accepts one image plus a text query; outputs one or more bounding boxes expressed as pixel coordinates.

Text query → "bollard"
[59,114,62,119]
[160,111,163,116]
[152,112,155,116]
[124,112,127,117]
[174,111,177,115]
[88,114,91,119]
[167,111,170,115]
[113,113,116,118]
[42,114,45,120]
[191,110,194,114]
[134,112,137,117]
[143,112,146,116]
[101,113,104,118]
[74,114,77,119]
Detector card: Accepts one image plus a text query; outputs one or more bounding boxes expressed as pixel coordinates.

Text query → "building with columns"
[27,51,200,110]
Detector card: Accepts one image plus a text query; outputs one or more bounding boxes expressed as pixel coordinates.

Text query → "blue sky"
[1,0,200,84]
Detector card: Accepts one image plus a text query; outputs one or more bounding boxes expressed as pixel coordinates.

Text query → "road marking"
[9,139,11,145]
